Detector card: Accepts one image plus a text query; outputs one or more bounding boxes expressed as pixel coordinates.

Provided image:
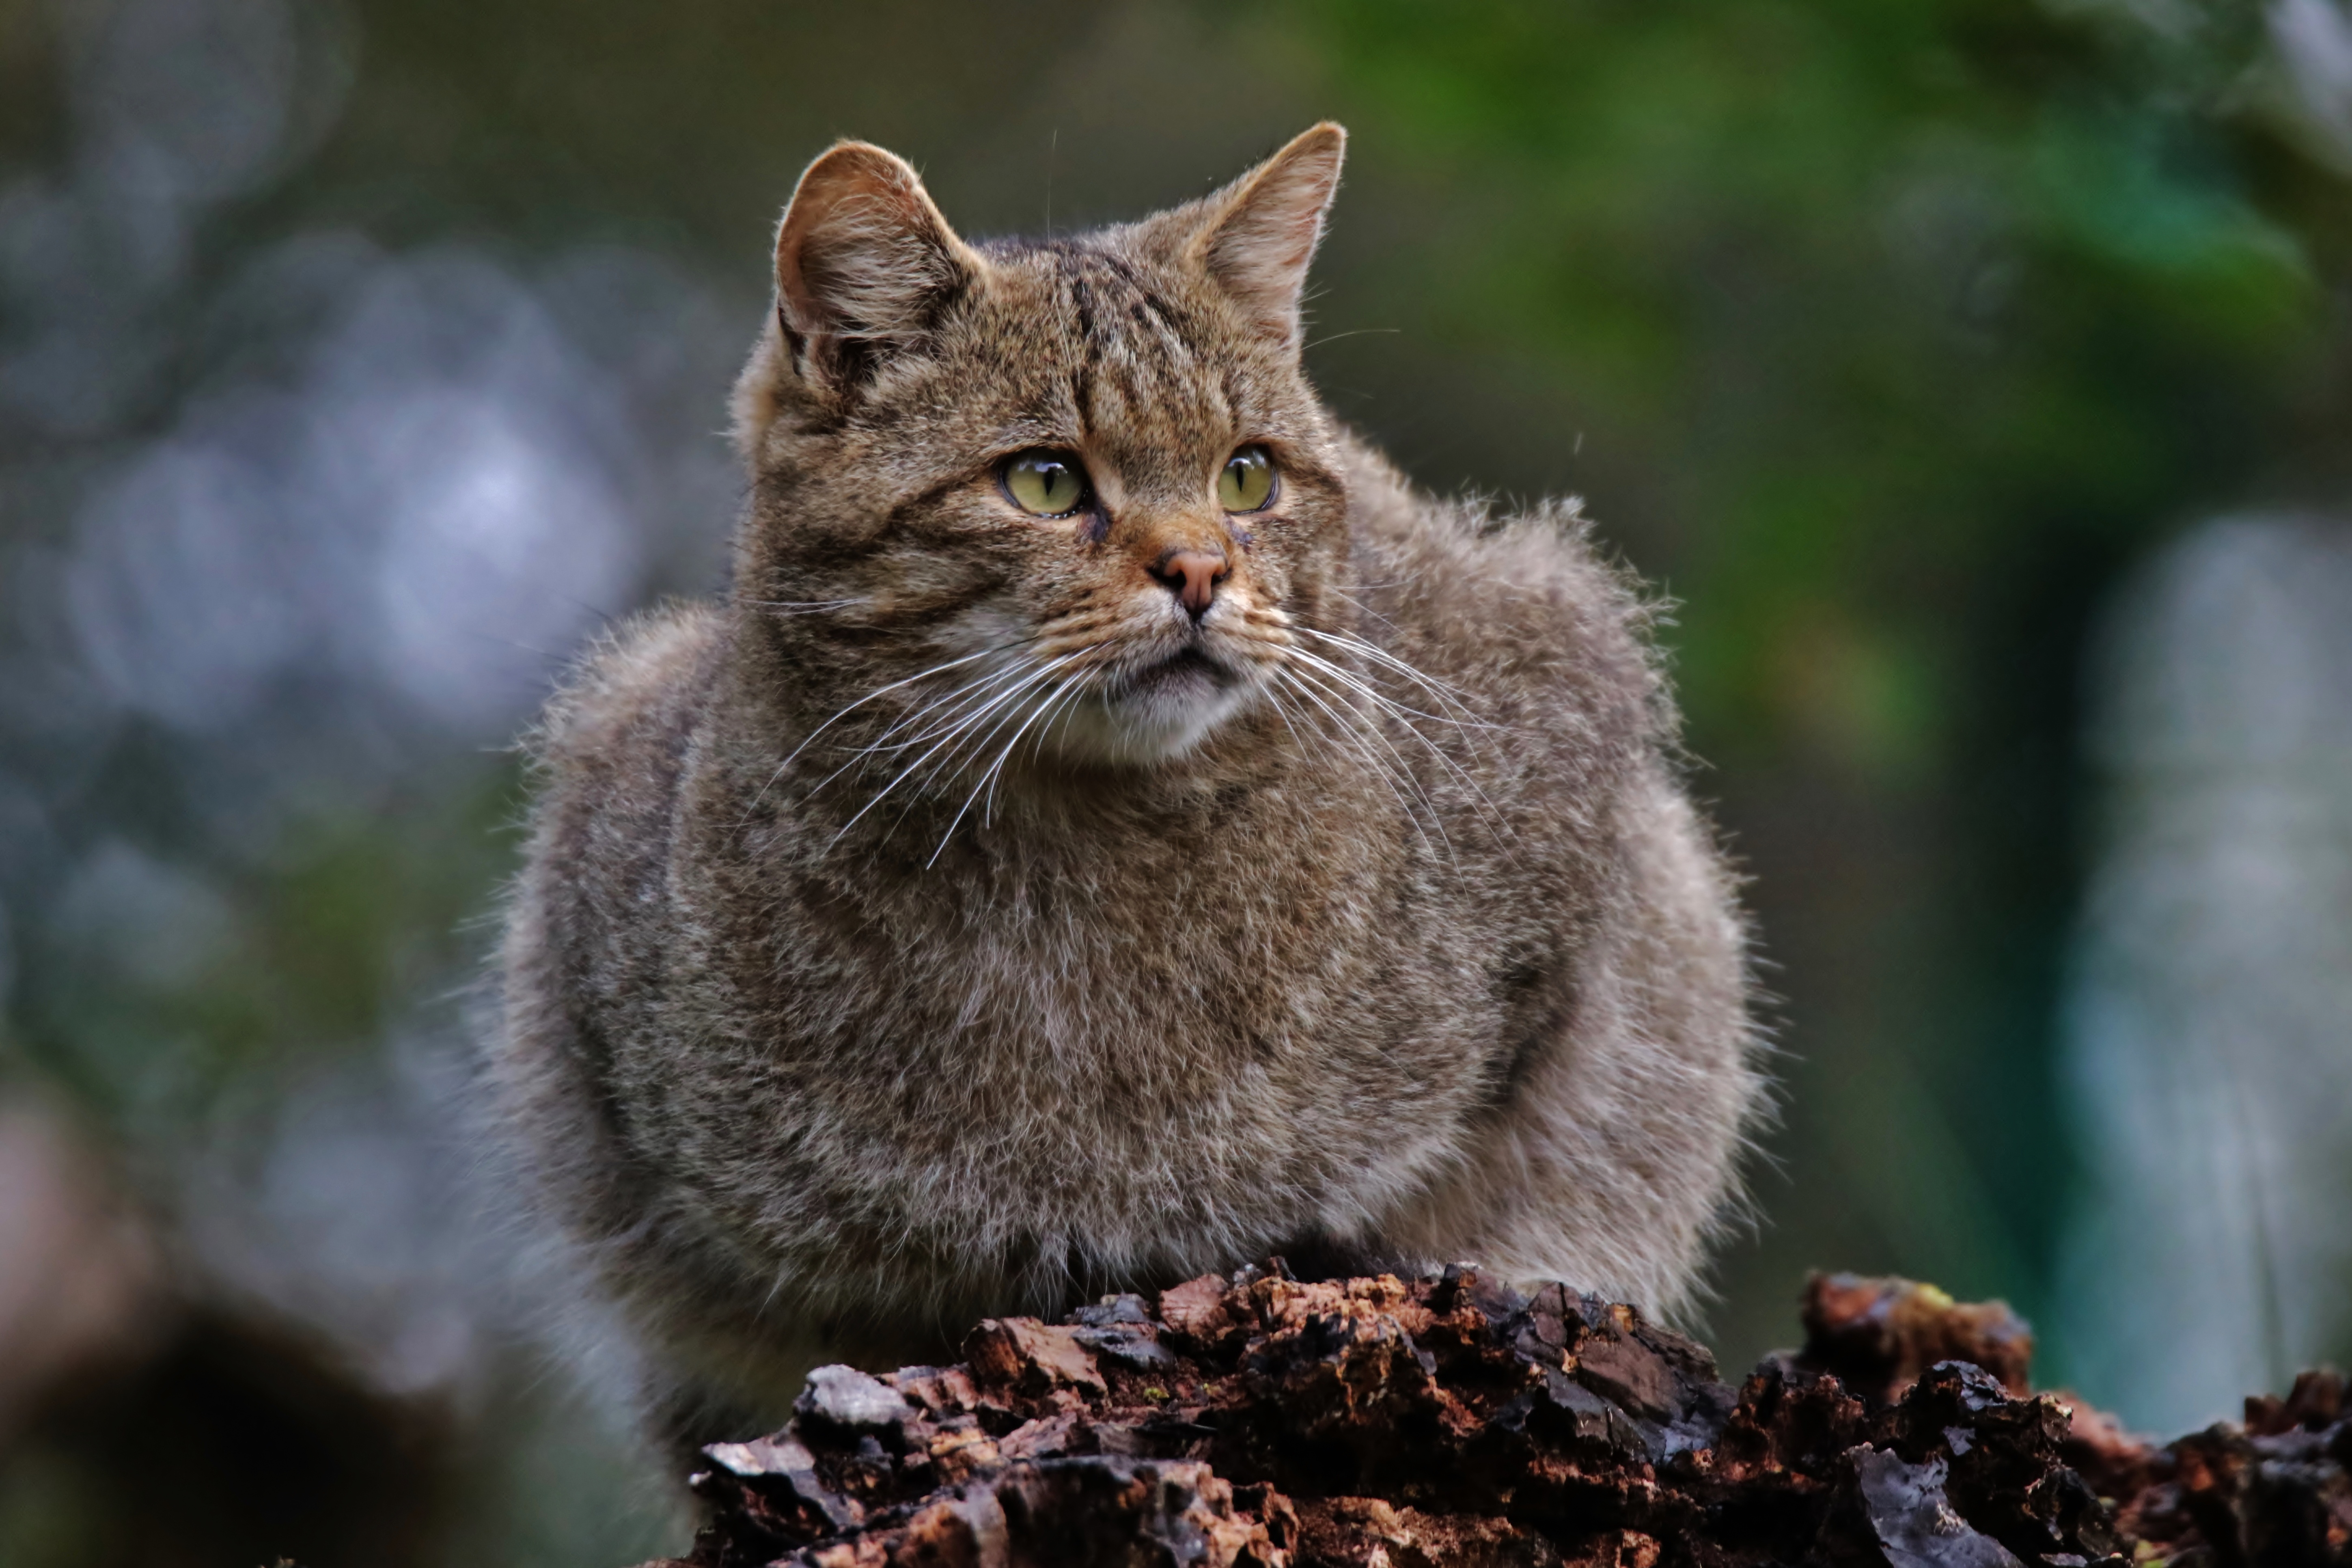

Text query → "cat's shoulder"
[528,598,728,780]
[1337,434,1656,683]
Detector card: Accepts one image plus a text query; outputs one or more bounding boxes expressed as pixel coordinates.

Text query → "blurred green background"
[3,0,2350,1563]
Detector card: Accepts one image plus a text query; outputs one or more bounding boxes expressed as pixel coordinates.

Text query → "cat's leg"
[1383,775,1761,1321]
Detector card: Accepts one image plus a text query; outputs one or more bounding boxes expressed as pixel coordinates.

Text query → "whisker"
[1284,643,1497,732]
[737,642,1018,826]
[826,654,1088,853]
[797,664,1039,812]
[1331,586,1403,635]
[1291,630,1528,855]
[1274,668,1445,861]
[1260,684,1343,785]
[746,597,867,617]
[1283,641,1494,758]
[1302,326,1401,351]
[1298,649,1496,832]
[795,662,1036,806]
[1021,675,1089,772]
[891,655,1084,777]
[1294,625,1491,719]
[1277,661,1431,812]
[891,662,1076,826]
[848,661,1042,755]
[1285,649,1516,848]
[903,654,1096,804]
[990,672,1097,824]
[930,673,1083,866]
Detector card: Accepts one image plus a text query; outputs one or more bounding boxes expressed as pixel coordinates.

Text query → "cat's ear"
[771,140,981,393]
[1186,123,1347,352]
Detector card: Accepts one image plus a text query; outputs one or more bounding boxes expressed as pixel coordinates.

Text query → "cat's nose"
[1150,548,1229,617]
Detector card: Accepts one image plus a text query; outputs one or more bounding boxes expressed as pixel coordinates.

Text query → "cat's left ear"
[1186,123,1347,353]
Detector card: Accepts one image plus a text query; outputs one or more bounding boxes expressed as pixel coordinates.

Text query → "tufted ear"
[772,140,981,392]
[1187,123,1347,352]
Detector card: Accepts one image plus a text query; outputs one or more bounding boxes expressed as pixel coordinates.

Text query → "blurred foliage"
[1281,0,2342,752]
[25,768,520,1124]
[2,2,2349,1560]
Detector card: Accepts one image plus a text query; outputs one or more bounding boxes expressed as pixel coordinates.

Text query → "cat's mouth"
[1119,645,1239,698]
[1043,641,1253,766]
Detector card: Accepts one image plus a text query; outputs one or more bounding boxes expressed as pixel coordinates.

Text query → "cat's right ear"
[1184,123,1347,354]
[751,142,981,412]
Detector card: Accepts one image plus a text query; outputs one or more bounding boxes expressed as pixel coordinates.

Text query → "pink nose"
[1152,549,1229,616]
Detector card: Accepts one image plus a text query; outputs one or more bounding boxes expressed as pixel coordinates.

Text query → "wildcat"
[493,123,1761,1449]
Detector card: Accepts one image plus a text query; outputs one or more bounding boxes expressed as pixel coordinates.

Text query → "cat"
[492,123,1762,1450]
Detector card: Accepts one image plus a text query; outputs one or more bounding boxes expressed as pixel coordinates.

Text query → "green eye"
[1218,446,1276,512]
[1002,451,1089,517]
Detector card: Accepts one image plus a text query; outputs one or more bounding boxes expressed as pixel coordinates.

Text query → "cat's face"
[732,128,1352,774]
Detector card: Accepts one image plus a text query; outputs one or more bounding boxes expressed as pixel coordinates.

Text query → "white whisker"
[826,653,1088,854]
[1283,644,1516,845]
[903,653,1096,792]
[1284,642,1493,731]
[798,662,1039,810]
[737,642,1015,827]
[988,672,1097,825]
[929,671,1088,866]
[1276,664,1449,861]
[1261,684,1370,824]
[746,597,867,617]
[1294,626,1497,726]
[848,660,1042,755]
[1020,675,1091,773]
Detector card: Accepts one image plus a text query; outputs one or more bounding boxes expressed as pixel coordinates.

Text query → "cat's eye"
[1219,446,1276,513]
[1001,451,1089,518]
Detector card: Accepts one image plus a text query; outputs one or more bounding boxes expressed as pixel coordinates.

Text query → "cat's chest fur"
[615,683,1512,1285]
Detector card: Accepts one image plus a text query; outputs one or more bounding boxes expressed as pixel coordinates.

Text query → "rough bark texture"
[647,1266,2349,1568]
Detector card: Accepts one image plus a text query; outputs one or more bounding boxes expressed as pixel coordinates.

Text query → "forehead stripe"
[1048,250,1214,446]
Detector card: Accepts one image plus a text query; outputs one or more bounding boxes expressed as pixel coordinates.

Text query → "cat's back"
[1334,436,1664,807]
[504,601,727,1076]
[528,601,728,854]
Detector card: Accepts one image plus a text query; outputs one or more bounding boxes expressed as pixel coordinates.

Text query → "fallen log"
[647,1264,2348,1567]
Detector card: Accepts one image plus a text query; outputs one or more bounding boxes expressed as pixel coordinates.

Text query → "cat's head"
[730,126,1351,773]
